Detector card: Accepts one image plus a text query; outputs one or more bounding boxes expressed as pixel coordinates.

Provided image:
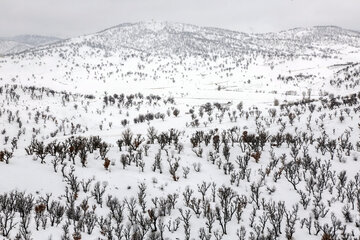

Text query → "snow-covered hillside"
[0,22,360,240]
[0,40,31,55]
[0,35,61,55]
[1,22,359,99]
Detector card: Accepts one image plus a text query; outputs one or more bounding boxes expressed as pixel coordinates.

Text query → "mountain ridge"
[0,21,359,102]
[0,34,62,55]
[3,21,357,61]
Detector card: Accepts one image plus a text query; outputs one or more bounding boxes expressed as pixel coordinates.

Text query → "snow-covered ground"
[0,22,360,240]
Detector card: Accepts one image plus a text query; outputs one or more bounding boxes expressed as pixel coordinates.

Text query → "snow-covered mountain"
[1,21,359,98]
[14,22,360,57]
[0,39,31,55]
[0,34,61,55]
[8,34,61,46]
